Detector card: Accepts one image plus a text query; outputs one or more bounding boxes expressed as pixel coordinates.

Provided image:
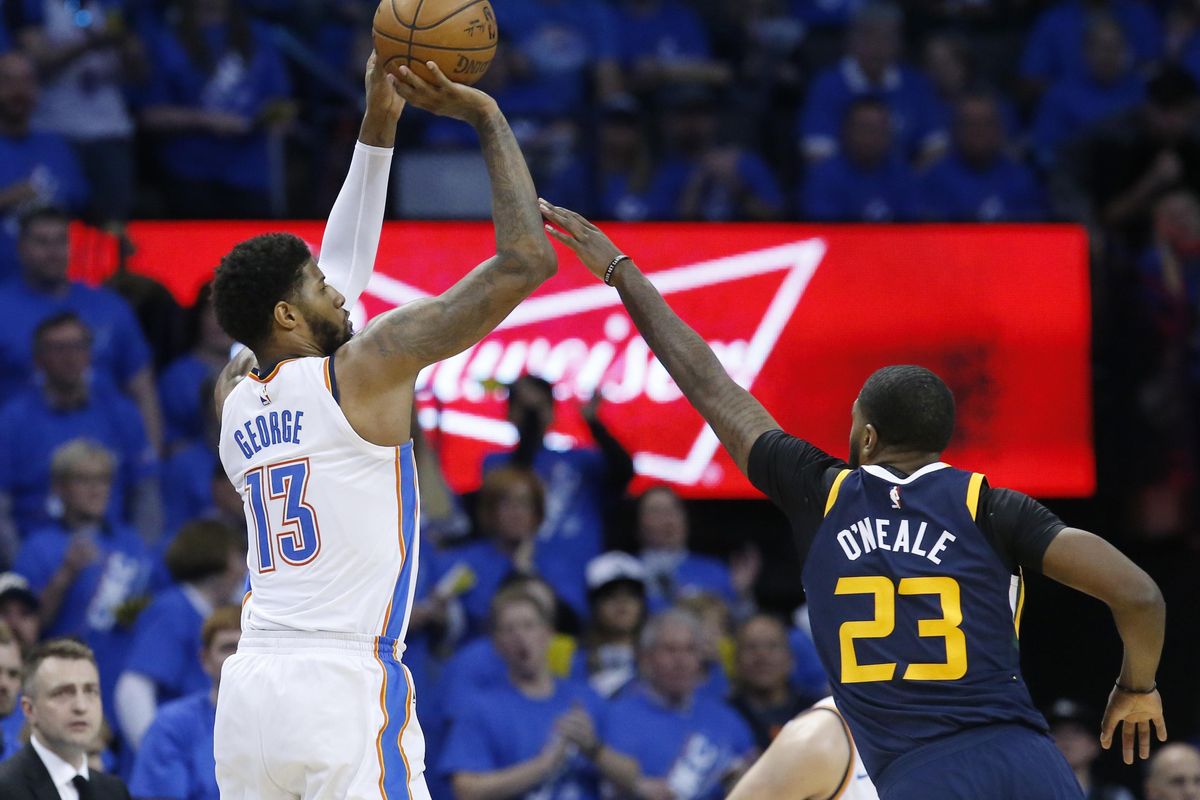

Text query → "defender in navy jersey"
[538,200,1167,800]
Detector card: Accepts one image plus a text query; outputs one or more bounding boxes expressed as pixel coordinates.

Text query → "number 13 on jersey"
[245,458,322,572]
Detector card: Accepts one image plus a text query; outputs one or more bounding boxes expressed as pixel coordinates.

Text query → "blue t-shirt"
[439,678,608,799]
[605,686,755,800]
[1184,32,1200,86]
[1021,0,1162,83]
[0,132,88,281]
[0,381,156,533]
[673,153,786,222]
[799,59,945,161]
[161,443,217,536]
[497,0,618,118]
[441,537,586,637]
[0,279,151,401]
[788,626,830,698]
[790,0,866,28]
[918,152,1046,222]
[14,518,155,709]
[0,704,23,761]
[1032,72,1144,167]
[129,691,218,800]
[121,585,209,706]
[800,154,918,222]
[613,0,710,67]
[137,21,291,190]
[158,353,215,448]
[643,552,737,613]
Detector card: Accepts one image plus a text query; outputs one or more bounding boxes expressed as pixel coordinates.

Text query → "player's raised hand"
[539,200,625,282]
[391,61,496,124]
[364,51,405,121]
[1100,685,1167,764]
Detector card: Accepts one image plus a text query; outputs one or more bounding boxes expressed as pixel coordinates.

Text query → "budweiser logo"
[361,239,827,485]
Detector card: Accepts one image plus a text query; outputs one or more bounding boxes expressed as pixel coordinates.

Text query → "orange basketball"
[372,0,498,87]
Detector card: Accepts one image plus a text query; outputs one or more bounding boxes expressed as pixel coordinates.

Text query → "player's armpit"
[214,348,258,417]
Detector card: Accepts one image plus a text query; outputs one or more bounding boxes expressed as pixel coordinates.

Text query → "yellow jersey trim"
[824,469,852,517]
[966,472,986,520]
[1014,568,1026,638]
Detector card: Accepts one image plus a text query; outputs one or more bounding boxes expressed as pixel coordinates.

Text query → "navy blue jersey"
[748,430,1066,786]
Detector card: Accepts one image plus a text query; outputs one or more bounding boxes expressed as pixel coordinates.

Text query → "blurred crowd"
[0,0,1199,798]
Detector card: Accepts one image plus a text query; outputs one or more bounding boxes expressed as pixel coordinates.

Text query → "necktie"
[72,774,93,800]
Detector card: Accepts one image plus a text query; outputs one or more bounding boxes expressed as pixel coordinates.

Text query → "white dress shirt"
[30,733,89,800]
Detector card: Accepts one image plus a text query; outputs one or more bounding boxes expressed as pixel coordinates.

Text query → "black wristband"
[604,254,629,286]
[1115,681,1157,694]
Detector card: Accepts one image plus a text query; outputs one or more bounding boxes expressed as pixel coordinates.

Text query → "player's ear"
[862,423,878,455]
[273,300,299,332]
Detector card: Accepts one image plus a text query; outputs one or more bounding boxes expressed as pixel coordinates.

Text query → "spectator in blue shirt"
[544,93,683,221]
[494,0,622,121]
[158,284,232,452]
[12,438,156,716]
[570,552,649,698]
[115,520,245,751]
[1033,13,1146,169]
[0,313,160,547]
[658,85,786,222]
[0,206,162,453]
[443,466,586,637]
[920,93,1046,222]
[0,53,88,281]
[606,609,757,799]
[797,2,946,163]
[1021,0,1163,95]
[15,0,144,227]
[439,585,645,799]
[613,0,730,95]
[635,486,750,615]
[136,0,293,218]
[800,98,919,222]
[728,614,819,750]
[483,375,634,597]
[0,621,20,761]
[922,32,1021,143]
[128,604,241,800]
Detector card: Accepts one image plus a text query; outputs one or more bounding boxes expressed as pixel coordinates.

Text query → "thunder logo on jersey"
[233,410,304,459]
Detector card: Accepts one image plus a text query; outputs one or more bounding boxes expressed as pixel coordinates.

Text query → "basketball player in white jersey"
[208,56,556,800]
[729,697,881,800]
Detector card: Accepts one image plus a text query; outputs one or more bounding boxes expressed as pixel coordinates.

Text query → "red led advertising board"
[71,222,1093,498]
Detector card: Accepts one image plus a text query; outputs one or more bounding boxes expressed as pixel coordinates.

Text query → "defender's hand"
[364,51,405,121]
[392,61,496,124]
[1100,686,1167,764]
[539,200,624,282]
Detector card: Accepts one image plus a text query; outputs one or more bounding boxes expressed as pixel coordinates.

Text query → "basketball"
[372,0,498,87]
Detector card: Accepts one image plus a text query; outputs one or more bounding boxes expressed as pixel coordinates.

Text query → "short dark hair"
[477,466,546,531]
[23,638,96,697]
[165,520,245,583]
[201,606,242,651]
[33,311,89,347]
[212,233,312,348]
[858,365,955,453]
[507,374,554,407]
[1147,65,1198,109]
[17,205,70,240]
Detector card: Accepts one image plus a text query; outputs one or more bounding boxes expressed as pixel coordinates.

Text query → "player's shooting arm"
[353,64,556,374]
[540,201,777,474]
[317,53,406,307]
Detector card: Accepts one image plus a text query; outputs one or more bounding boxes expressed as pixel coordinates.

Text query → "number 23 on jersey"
[836,575,967,683]
[245,458,322,572]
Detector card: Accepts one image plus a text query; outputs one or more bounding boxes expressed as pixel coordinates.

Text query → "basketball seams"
[406,0,428,67]
[405,41,498,53]
[411,0,490,31]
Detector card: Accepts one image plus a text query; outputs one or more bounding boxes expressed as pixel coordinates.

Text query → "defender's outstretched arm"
[540,201,775,474]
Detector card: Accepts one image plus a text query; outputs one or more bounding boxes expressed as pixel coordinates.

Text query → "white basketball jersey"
[813,697,881,800]
[218,356,420,645]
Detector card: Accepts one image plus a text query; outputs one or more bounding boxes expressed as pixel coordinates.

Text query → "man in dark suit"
[0,638,130,799]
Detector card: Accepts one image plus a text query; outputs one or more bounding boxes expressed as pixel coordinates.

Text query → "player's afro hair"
[858,365,955,454]
[212,233,312,348]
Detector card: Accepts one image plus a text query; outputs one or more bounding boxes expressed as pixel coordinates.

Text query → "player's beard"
[311,313,353,355]
[848,432,864,469]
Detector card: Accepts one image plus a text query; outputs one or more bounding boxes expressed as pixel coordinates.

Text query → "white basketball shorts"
[214,630,430,800]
